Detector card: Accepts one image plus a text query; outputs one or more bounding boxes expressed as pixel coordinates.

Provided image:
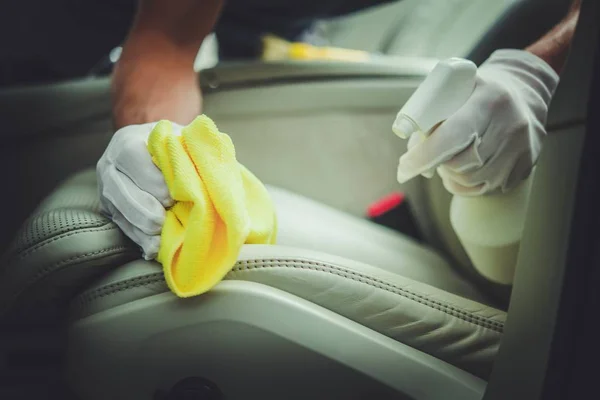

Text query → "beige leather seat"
[1,168,504,399]
[2,2,594,398]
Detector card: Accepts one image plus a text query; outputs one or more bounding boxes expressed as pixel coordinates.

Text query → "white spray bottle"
[393,58,532,285]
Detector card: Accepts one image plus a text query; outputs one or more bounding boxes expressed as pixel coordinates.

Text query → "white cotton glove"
[394,49,560,196]
[97,122,182,259]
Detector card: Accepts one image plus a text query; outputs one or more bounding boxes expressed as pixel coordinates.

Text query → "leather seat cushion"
[0,169,505,379]
[269,185,491,305]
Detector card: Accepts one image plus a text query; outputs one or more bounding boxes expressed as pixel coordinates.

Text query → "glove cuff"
[484,49,560,104]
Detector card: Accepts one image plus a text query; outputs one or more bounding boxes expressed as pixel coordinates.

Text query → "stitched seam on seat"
[31,246,134,282]
[74,259,504,332]
[5,246,137,313]
[73,273,165,310]
[12,218,107,254]
[12,223,117,260]
[235,260,504,332]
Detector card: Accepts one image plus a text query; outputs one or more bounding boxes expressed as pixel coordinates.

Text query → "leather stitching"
[6,246,137,310]
[12,218,107,254]
[72,273,165,310]
[11,223,117,261]
[30,246,134,282]
[235,260,504,333]
[73,259,504,333]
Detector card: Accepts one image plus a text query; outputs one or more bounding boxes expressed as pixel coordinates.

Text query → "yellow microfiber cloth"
[262,34,370,63]
[146,115,277,298]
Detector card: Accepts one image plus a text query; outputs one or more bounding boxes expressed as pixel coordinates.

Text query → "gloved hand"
[394,49,560,196]
[97,122,181,259]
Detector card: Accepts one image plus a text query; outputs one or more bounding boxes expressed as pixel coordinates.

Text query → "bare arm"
[526,0,581,74]
[112,0,223,129]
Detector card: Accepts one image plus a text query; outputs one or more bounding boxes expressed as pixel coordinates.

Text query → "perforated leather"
[0,170,139,322]
[1,169,504,379]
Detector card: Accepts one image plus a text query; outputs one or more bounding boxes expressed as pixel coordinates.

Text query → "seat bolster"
[71,244,505,379]
[0,170,139,323]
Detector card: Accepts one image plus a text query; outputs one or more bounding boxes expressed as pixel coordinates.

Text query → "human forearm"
[112,40,200,129]
[526,0,581,74]
[111,0,223,129]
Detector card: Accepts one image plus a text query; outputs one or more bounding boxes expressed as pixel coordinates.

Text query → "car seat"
[0,1,587,399]
[1,165,502,399]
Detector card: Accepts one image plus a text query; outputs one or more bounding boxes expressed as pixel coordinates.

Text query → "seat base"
[68,279,486,400]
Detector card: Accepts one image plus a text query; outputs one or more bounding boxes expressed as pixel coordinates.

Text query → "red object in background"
[367,192,406,218]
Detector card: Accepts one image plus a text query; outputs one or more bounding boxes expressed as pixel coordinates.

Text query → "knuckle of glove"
[489,86,514,110]
[115,130,148,162]
[439,164,480,189]
[439,169,485,196]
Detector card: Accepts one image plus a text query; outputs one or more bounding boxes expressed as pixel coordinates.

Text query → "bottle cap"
[392,114,419,139]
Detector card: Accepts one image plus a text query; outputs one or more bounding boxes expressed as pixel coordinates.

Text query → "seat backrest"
[0,78,113,255]
[323,0,513,58]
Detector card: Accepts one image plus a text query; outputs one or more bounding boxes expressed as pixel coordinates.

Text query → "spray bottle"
[393,58,532,285]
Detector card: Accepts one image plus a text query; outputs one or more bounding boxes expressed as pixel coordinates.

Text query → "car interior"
[0,0,598,399]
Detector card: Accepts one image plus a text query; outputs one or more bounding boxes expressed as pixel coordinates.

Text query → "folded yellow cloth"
[147,116,277,298]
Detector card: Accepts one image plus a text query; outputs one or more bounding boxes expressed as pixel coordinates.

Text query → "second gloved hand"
[395,49,560,196]
[97,122,181,259]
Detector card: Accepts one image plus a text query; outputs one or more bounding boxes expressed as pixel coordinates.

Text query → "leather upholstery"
[1,169,505,379]
[0,170,139,323]
[71,245,504,379]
